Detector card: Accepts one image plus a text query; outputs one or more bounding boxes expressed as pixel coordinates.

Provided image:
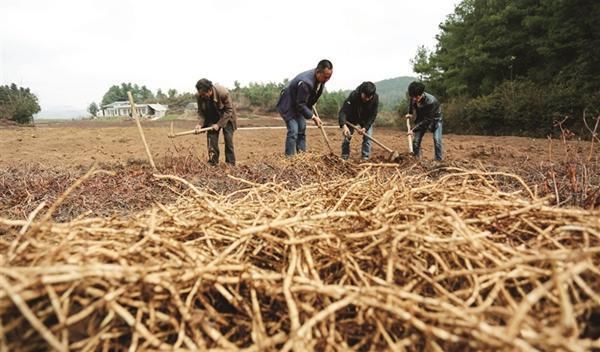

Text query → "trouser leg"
[341,126,354,160]
[361,126,373,159]
[223,121,236,165]
[412,128,425,158]
[296,117,307,152]
[207,129,219,164]
[285,118,299,156]
[433,120,443,161]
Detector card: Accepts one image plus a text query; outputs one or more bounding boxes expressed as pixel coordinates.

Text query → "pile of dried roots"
[0,159,599,351]
[0,153,357,221]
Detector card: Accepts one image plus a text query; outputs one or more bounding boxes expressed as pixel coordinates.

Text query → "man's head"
[407,81,425,102]
[195,78,214,99]
[357,81,376,102]
[315,59,333,84]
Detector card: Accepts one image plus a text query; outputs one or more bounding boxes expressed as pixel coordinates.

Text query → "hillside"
[375,76,415,111]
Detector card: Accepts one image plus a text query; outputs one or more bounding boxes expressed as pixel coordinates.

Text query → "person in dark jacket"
[338,81,378,160]
[405,81,443,161]
[276,59,333,156]
[195,78,237,165]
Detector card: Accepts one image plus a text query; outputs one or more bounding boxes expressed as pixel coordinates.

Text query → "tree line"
[230,80,348,118]
[9,0,597,135]
[413,0,600,136]
[0,84,41,124]
[92,80,351,120]
[89,83,196,117]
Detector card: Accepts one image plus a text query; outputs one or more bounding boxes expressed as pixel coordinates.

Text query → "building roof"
[147,104,168,111]
[102,102,168,110]
[102,101,130,108]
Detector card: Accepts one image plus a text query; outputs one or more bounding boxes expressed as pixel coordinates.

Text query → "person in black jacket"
[405,81,443,161]
[338,81,378,160]
[276,59,332,156]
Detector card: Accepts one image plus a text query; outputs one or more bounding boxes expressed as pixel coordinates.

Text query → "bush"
[443,80,589,137]
[374,111,402,128]
[241,82,284,113]
[317,91,346,119]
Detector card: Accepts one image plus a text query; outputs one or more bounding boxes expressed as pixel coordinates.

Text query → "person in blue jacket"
[276,59,333,156]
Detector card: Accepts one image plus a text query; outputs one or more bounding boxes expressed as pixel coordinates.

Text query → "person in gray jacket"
[338,81,378,160]
[276,59,333,156]
[405,81,443,161]
[195,78,237,165]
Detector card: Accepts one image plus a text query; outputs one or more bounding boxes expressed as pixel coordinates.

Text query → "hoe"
[345,122,400,161]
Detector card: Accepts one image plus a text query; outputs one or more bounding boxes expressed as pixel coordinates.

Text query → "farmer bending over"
[195,78,237,166]
[338,81,379,160]
[405,81,443,161]
[276,59,333,156]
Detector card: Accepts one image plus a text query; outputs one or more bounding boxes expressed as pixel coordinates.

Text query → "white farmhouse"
[101,101,168,119]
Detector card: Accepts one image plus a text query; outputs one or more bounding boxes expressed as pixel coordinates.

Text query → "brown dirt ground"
[1,116,598,221]
[1,115,593,168]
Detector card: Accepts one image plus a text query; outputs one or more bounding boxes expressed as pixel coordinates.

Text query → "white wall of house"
[101,102,159,117]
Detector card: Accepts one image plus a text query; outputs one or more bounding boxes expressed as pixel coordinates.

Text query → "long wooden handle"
[168,125,340,138]
[128,91,157,171]
[312,106,335,154]
[345,122,394,153]
[406,116,414,153]
[168,127,212,138]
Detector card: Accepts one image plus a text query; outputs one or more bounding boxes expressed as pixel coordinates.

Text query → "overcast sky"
[0,0,458,114]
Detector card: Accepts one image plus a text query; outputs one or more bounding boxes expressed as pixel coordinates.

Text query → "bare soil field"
[0,116,587,169]
[1,116,599,221]
[0,116,599,351]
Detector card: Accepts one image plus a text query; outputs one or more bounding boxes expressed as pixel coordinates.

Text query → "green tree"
[412,0,600,136]
[88,102,99,117]
[0,84,41,124]
[242,82,284,112]
[101,85,128,106]
[101,83,157,106]
[139,85,155,102]
[415,0,600,98]
[317,90,346,119]
[156,89,167,101]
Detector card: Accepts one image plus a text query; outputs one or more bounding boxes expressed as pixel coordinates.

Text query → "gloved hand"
[341,125,351,138]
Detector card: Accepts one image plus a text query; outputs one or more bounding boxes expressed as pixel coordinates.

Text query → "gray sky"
[0,0,458,114]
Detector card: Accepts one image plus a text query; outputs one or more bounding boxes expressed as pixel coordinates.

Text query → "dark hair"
[316,59,333,72]
[407,81,425,97]
[195,78,213,92]
[357,81,376,97]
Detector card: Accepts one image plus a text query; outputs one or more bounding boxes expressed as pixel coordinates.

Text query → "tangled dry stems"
[0,154,599,351]
[0,152,358,222]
